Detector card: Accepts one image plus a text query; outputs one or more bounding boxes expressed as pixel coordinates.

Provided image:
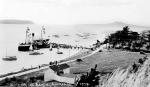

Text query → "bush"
[76,64,100,87]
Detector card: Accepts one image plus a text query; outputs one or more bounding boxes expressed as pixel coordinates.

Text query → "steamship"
[18,26,50,51]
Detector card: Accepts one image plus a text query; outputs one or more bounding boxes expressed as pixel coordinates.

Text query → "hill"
[73,22,150,34]
[0,19,34,24]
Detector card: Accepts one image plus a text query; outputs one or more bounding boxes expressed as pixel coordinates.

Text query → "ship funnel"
[32,33,35,42]
[32,33,35,37]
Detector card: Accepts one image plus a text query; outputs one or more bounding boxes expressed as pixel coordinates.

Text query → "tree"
[140,30,150,50]
[105,26,130,48]
[104,26,140,50]
[76,64,100,87]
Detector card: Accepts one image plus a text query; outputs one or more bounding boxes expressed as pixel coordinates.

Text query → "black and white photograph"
[0,0,150,87]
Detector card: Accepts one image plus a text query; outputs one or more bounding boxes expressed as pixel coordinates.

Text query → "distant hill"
[76,21,150,28]
[107,21,128,26]
[74,22,150,33]
[0,19,34,24]
[107,21,150,28]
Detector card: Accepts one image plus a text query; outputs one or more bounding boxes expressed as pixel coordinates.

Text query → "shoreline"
[0,48,92,81]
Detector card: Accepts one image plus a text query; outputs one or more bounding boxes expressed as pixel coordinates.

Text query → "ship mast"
[25,27,30,44]
[41,26,45,40]
[32,33,35,43]
[41,27,43,40]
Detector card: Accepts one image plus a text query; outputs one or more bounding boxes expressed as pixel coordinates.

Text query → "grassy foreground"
[101,55,150,87]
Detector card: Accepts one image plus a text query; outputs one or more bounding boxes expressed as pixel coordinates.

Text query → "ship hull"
[18,45,30,51]
[36,44,50,49]
[33,39,50,49]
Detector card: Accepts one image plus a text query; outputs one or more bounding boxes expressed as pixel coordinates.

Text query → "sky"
[0,0,150,26]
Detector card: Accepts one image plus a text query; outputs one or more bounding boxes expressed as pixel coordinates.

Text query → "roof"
[49,63,70,72]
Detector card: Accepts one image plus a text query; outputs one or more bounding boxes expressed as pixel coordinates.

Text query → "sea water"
[0,24,106,75]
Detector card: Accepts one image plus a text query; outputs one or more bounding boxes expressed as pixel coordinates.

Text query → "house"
[49,63,70,75]
[44,67,75,84]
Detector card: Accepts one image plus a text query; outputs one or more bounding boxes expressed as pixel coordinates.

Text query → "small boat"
[2,49,17,61]
[52,34,60,38]
[64,34,69,36]
[2,56,17,61]
[29,51,43,55]
[56,47,63,54]
[57,51,63,54]
[49,48,53,51]
[83,37,88,39]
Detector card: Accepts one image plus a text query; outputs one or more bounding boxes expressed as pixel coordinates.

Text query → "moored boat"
[18,27,31,51]
[2,56,17,61]
[32,26,50,49]
[29,51,43,55]
[18,26,50,51]
[18,43,30,51]
[57,51,63,54]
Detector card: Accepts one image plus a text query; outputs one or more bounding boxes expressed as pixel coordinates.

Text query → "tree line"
[103,26,150,52]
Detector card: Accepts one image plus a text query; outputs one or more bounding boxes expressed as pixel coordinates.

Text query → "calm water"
[0,24,106,75]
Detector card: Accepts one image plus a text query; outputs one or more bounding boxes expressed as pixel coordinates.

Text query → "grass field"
[67,49,145,74]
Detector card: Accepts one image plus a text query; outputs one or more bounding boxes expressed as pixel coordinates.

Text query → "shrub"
[76,64,100,87]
